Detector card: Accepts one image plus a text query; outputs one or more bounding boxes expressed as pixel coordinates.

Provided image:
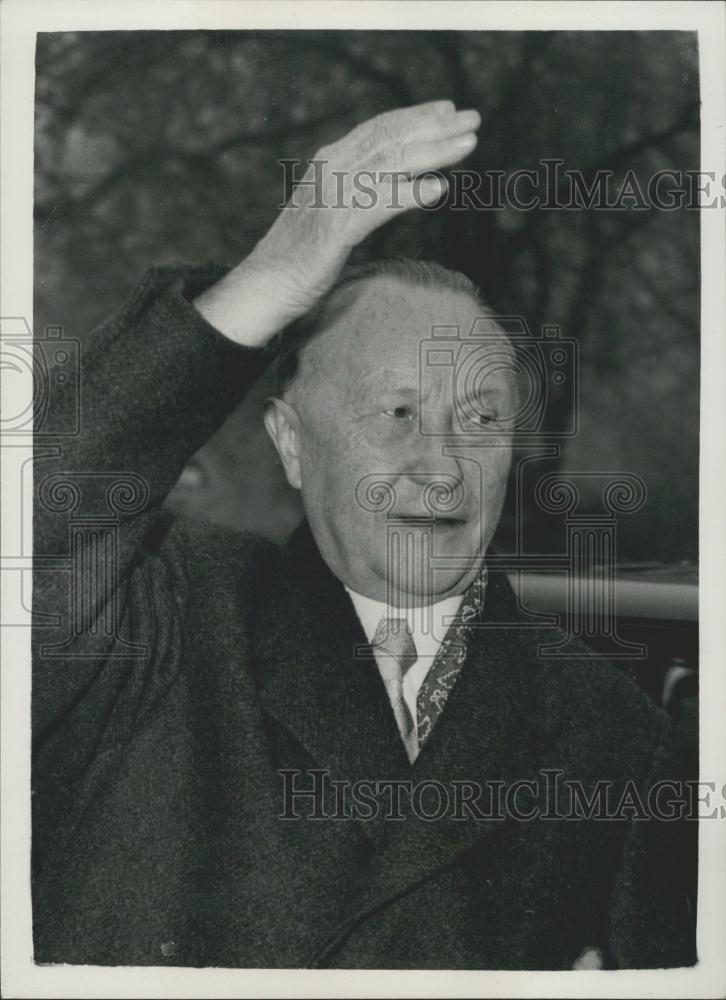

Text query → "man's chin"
[376,562,483,607]
[339,520,486,605]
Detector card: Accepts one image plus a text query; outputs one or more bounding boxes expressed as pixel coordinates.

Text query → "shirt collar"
[344,587,465,663]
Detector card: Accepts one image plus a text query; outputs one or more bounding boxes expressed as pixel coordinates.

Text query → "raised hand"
[194,101,481,346]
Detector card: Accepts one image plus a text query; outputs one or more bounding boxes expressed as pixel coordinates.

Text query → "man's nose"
[394,433,467,500]
[399,427,461,466]
[401,421,465,469]
[401,470,466,516]
[422,400,460,438]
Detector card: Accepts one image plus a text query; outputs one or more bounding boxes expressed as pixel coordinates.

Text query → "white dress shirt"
[345,587,464,725]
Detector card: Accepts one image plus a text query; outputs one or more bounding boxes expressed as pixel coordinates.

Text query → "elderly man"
[32,103,696,969]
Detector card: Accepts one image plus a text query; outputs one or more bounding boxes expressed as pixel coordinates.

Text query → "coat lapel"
[251,522,411,799]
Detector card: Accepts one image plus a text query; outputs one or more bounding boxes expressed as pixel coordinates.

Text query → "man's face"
[277,276,515,606]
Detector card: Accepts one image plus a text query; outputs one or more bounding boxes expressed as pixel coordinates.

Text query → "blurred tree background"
[34,30,699,563]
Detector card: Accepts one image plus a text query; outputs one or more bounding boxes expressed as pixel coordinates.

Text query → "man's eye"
[474,412,496,426]
[383,405,413,420]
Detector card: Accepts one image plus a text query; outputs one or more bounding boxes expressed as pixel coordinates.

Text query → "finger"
[346,102,478,153]
[403,99,456,116]
[397,110,482,149]
[401,174,449,209]
[347,174,449,244]
[380,105,481,145]
[337,113,479,175]
[374,99,456,129]
[375,174,450,215]
[387,131,478,175]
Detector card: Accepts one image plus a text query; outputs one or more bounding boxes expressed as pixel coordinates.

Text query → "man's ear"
[263,397,302,490]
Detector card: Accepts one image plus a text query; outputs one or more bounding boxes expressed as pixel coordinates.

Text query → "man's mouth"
[389,513,466,527]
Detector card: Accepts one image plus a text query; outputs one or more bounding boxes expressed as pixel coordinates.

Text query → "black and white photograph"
[1,1,725,997]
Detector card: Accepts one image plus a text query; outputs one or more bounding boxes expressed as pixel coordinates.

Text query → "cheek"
[298,421,379,512]
[486,448,512,489]
[468,446,511,510]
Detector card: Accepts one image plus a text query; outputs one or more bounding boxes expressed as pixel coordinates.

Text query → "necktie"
[416,562,488,748]
[371,616,418,762]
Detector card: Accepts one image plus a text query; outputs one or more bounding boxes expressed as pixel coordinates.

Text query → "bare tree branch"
[34,105,356,221]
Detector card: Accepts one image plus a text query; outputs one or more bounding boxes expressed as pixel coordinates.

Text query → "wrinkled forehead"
[298,275,512,390]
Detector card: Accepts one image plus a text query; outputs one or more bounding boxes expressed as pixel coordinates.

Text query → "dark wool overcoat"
[31,267,697,969]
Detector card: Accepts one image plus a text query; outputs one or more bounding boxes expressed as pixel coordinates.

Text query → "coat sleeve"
[32,264,272,774]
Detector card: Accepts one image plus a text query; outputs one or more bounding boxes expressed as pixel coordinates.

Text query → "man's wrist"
[192,253,301,348]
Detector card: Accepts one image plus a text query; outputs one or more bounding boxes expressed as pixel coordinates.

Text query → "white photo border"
[2,2,724,997]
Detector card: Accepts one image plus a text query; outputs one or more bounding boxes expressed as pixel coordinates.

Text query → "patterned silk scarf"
[415,561,489,748]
